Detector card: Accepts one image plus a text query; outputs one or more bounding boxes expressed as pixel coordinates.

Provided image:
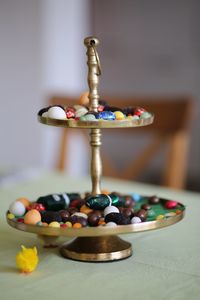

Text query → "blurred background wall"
[0,0,199,190]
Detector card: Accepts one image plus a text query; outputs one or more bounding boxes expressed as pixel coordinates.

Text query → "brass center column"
[84,37,102,195]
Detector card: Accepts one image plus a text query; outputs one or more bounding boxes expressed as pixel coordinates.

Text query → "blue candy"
[97,111,116,120]
[131,193,141,202]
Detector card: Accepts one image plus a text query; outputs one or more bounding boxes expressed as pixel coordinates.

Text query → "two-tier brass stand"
[7,37,185,263]
[61,37,132,261]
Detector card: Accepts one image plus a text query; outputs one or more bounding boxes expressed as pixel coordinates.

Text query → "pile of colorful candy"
[38,100,152,122]
[7,192,184,228]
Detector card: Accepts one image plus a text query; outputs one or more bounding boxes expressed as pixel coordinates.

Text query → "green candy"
[80,114,96,121]
[86,194,119,210]
[147,209,156,217]
[140,112,152,119]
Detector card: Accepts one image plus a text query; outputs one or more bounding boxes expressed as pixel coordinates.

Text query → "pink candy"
[165,200,178,209]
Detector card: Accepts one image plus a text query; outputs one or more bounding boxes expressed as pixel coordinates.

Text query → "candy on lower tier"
[7,193,185,228]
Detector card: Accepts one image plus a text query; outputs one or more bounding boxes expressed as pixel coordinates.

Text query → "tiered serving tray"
[6,37,185,262]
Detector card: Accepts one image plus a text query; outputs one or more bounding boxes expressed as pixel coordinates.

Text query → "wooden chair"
[49,95,194,189]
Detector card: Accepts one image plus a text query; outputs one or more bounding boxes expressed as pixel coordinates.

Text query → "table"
[1,172,200,300]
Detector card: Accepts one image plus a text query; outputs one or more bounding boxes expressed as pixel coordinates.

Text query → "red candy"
[134,107,146,116]
[17,218,24,223]
[27,203,45,212]
[60,223,67,228]
[165,201,178,209]
[69,199,85,209]
[98,105,105,112]
[66,108,75,119]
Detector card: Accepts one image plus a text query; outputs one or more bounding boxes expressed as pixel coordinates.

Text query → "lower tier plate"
[7,198,185,238]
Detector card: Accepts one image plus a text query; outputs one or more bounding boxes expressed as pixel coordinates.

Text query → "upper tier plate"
[38,114,154,129]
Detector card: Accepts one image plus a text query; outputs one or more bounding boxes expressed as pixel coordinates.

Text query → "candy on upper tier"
[38,98,153,121]
[7,192,184,229]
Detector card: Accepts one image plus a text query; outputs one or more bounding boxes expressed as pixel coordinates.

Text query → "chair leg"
[162,131,189,189]
[122,134,164,180]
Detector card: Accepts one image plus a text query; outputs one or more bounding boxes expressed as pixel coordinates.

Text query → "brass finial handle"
[84,36,99,47]
[84,36,101,112]
[84,36,102,195]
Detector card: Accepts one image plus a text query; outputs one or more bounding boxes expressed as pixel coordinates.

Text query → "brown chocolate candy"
[70,215,88,227]
[105,212,130,225]
[149,195,160,204]
[135,209,147,221]
[67,207,79,215]
[124,196,134,208]
[118,207,124,214]
[141,204,152,210]
[123,208,134,218]
[88,213,101,226]
[59,210,70,222]
[93,210,103,218]
[41,211,62,224]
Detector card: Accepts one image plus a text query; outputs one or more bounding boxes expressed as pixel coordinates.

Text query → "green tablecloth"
[1,172,200,300]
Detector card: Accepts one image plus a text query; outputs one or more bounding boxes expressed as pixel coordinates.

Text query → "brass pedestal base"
[60,235,132,262]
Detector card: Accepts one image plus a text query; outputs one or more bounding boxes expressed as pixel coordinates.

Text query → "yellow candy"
[114,111,125,120]
[7,213,15,219]
[65,221,72,228]
[48,221,60,228]
[156,215,164,220]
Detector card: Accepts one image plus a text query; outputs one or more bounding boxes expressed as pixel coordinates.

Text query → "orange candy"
[101,190,110,195]
[80,204,93,215]
[24,209,41,225]
[73,223,82,229]
[79,91,89,106]
[98,219,106,226]
[42,222,48,227]
[17,197,31,208]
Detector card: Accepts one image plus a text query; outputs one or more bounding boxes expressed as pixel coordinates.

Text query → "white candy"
[131,216,142,224]
[48,106,66,119]
[61,193,70,207]
[71,212,88,219]
[9,201,26,217]
[104,205,119,217]
[41,111,48,117]
[105,222,117,227]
